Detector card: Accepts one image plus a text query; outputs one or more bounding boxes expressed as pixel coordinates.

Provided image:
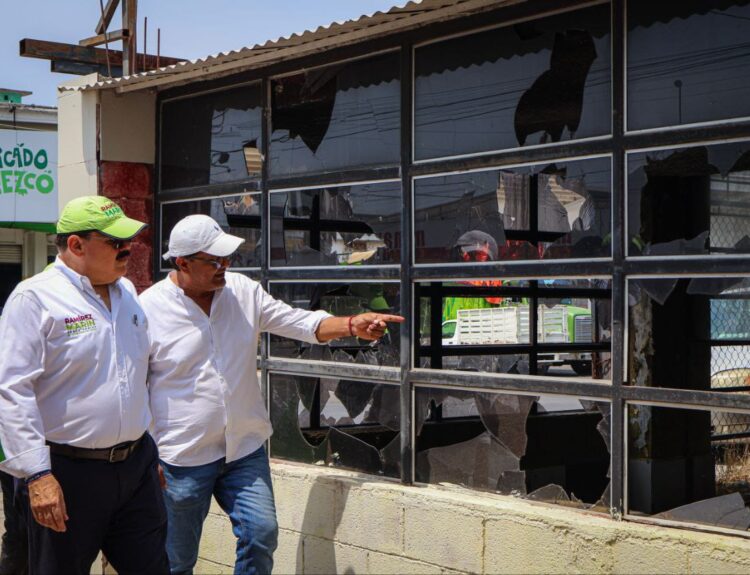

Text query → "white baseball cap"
[162,214,245,260]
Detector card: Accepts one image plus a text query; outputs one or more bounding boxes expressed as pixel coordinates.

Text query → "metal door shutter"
[0,245,21,264]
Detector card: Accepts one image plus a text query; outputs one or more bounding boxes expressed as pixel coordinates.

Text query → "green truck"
[441,303,593,375]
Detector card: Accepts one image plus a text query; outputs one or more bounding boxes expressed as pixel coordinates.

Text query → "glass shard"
[417,431,523,492]
[655,493,750,531]
[328,427,384,475]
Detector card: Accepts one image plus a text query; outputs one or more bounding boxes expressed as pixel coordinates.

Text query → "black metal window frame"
[410,153,615,267]
[153,0,750,536]
[158,191,263,274]
[266,178,403,271]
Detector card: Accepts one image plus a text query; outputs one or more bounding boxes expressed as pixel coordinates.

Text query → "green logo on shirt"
[64,314,96,337]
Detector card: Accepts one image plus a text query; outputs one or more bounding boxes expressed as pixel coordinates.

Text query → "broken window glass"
[415,387,610,510]
[268,282,400,367]
[268,373,328,464]
[269,182,401,267]
[628,403,750,531]
[414,157,611,264]
[161,83,263,190]
[269,52,400,178]
[269,374,399,477]
[416,279,611,380]
[414,4,610,160]
[627,1,750,131]
[628,141,750,257]
[160,193,261,270]
[628,277,750,392]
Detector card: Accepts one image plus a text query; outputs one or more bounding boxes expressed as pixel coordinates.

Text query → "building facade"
[59,0,750,571]
[0,89,57,307]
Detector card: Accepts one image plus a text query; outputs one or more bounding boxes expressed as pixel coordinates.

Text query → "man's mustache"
[116,250,131,261]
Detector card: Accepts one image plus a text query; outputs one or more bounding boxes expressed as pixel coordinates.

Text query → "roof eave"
[60,0,524,96]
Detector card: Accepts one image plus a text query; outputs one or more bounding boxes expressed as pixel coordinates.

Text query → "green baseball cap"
[56,196,147,239]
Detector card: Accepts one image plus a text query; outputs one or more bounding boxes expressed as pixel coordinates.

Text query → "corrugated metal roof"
[59,0,521,94]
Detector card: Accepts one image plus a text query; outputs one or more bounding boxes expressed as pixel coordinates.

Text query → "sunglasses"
[460,248,490,262]
[187,255,230,269]
[85,233,130,251]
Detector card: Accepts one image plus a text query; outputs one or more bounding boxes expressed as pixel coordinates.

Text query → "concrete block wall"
[196,460,750,574]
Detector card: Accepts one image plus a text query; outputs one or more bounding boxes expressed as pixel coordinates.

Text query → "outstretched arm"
[315,313,404,343]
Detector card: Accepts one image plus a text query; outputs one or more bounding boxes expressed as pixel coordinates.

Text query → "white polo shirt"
[0,258,151,478]
[140,272,330,467]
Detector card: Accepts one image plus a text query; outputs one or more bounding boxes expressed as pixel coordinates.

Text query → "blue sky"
[3,0,401,107]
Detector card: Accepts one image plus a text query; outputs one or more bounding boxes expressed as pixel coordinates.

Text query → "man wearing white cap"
[140,215,403,575]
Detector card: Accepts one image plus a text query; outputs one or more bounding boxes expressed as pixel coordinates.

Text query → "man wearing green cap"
[0,196,169,574]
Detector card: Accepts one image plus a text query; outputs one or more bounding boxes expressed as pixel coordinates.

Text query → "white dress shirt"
[140,272,330,467]
[0,258,151,478]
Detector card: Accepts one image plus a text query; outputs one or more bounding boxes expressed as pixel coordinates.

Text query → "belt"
[47,434,145,463]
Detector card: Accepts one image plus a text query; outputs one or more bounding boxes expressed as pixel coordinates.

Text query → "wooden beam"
[79,29,129,48]
[51,60,123,76]
[21,38,185,71]
[95,0,120,35]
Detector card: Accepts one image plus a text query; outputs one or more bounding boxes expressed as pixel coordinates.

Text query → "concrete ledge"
[193,460,750,574]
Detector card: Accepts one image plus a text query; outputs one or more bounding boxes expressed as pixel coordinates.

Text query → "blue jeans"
[160,446,278,575]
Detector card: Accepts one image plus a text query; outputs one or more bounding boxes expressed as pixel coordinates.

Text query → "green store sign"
[0,130,58,231]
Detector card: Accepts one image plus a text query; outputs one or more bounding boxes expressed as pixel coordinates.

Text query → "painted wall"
[57,81,157,292]
[57,75,99,209]
[99,90,155,165]
[194,461,750,574]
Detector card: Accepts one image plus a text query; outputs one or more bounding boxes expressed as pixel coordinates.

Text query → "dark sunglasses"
[83,233,130,250]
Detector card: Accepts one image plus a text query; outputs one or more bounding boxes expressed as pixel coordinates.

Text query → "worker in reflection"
[454,230,498,263]
[140,215,403,575]
[448,231,505,312]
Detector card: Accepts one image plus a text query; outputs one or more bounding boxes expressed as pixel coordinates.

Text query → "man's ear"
[175,256,190,272]
[67,235,86,257]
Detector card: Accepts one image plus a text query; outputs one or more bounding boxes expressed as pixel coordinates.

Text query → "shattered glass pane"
[414,4,610,159]
[269,374,327,463]
[328,427,384,475]
[416,279,611,380]
[380,434,401,478]
[475,394,535,457]
[417,431,522,492]
[418,297,431,347]
[628,403,750,532]
[628,277,750,391]
[269,374,399,477]
[270,52,400,177]
[414,158,611,263]
[415,388,610,508]
[628,141,750,256]
[161,194,261,270]
[437,355,529,375]
[161,83,262,189]
[628,1,750,130]
[269,183,401,267]
[268,282,400,366]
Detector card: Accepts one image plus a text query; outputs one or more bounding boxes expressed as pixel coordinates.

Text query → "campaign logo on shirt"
[64,314,96,337]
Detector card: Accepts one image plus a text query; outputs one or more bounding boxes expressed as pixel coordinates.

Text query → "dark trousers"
[0,470,27,575]
[18,434,169,575]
